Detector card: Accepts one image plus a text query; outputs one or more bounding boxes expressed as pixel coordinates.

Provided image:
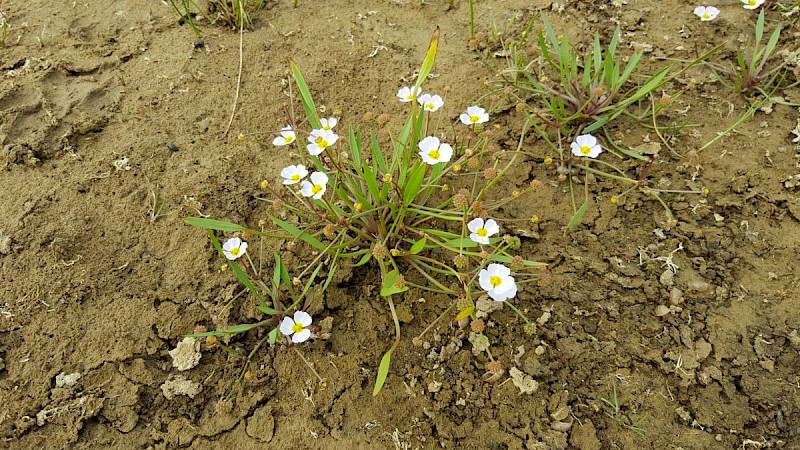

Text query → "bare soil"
[1,1,799,449]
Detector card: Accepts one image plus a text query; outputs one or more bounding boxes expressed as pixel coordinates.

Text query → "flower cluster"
[693,5,719,21]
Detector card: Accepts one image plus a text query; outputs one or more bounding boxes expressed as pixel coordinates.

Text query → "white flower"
[418,93,444,112]
[467,218,500,245]
[397,86,421,103]
[570,134,603,158]
[460,106,489,125]
[222,237,248,261]
[741,0,764,9]
[307,129,338,156]
[418,136,453,165]
[320,117,338,131]
[478,263,517,302]
[300,171,328,199]
[280,164,308,185]
[272,126,296,146]
[280,311,313,344]
[693,5,720,21]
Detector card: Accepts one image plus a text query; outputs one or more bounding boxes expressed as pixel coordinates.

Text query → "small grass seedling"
[601,380,647,436]
[712,9,794,94]
[147,187,177,223]
[0,12,9,48]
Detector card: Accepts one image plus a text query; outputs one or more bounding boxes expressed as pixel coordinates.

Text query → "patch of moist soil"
[1,0,799,449]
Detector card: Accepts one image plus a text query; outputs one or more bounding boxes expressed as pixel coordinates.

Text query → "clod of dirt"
[0,234,11,255]
[475,296,502,318]
[246,406,275,443]
[161,375,201,400]
[168,337,201,371]
[55,372,82,388]
[509,367,538,395]
[468,332,490,355]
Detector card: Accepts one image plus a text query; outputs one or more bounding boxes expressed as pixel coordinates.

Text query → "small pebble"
[193,39,205,49]
[166,143,179,152]
[655,304,671,317]
[669,288,684,306]
[688,280,712,293]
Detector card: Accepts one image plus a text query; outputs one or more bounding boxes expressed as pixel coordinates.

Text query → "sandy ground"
[1,0,799,448]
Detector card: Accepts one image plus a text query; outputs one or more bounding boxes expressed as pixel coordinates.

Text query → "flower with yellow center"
[300,172,329,199]
[467,217,500,245]
[397,86,421,103]
[280,164,309,185]
[222,237,248,261]
[478,263,517,302]
[307,129,338,156]
[417,93,444,112]
[693,5,719,21]
[459,105,489,125]
[320,117,338,131]
[418,136,453,165]
[279,311,313,344]
[741,0,764,9]
[570,134,603,158]
[272,125,296,146]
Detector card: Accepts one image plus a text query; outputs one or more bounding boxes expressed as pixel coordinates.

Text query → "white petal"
[487,263,510,277]
[311,172,328,185]
[484,219,500,235]
[470,233,490,245]
[478,269,493,291]
[280,317,295,336]
[459,113,472,125]
[294,311,313,327]
[438,144,453,162]
[300,181,314,197]
[418,136,439,152]
[273,136,288,146]
[467,218,484,233]
[292,328,311,343]
[575,134,597,147]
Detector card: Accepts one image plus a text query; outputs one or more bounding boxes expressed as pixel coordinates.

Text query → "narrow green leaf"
[403,163,426,206]
[408,236,427,255]
[373,348,393,396]
[566,200,589,231]
[257,305,278,315]
[290,61,321,129]
[268,327,279,344]
[270,215,326,251]
[349,126,362,167]
[188,320,268,337]
[354,251,372,267]
[414,27,440,92]
[185,217,246,232]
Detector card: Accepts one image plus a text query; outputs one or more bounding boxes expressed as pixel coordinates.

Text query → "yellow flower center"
[470,115,479,123]
[406,94,414,100]
[580,145,591,155]
[291,174,301,182]
[747,0,755,4]
[489,275,502,288]
[323,125,331,130]
[315,137,329,148]
[312,184,323,195]
[428,149,441,160]
[477,228,488,237]
[291,322,304,334]
[284,135,294,143]
[425,103,435,110]
[230,247,240,256]
[702,13,710,19]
